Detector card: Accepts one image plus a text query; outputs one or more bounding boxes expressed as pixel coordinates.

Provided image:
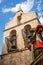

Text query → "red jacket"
[36,40,43,48]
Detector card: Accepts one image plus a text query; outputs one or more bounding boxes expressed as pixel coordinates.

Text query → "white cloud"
[38,13,42,16]
[36,4,41,11]
[0,0,2,3]
[38,12,43,17]
[36,0,42,11]
[39,16,43,24]
[2,0,34,13]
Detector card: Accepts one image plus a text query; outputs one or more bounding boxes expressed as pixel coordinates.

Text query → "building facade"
[0,8,41,65]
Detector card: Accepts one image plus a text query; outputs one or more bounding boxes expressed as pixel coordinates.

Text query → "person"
[33,24,43,58]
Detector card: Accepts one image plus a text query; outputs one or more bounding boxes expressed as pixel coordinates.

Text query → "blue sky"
[0,0,43,54]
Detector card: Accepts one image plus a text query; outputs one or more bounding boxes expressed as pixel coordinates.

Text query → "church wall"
[5,15,18,29]
[0,50,33,65]
[21,12,38,23]
[5,12,38,30]
[1,10,42,65]
[2,18,39,54]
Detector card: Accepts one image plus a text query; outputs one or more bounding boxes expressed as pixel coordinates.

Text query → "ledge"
[0,48,28,57]
[3,18,39,32]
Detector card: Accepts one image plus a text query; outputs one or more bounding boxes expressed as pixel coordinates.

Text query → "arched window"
[22,24,34,50]
[5,29,17,52]
[10,30,17,50]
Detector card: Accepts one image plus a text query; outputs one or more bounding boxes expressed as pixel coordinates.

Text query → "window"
[5,30,17,52]
[22,24,34,50]
[10,30,17,50]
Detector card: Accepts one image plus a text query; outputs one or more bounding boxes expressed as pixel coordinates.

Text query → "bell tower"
[2,6,40,54]
[2,6,24,54]
[1,6,41,65]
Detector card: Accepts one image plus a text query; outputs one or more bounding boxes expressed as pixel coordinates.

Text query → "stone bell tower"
[2,6,40,65]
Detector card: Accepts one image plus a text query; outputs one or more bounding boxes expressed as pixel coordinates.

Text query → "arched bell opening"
[5,29,17,52]
[22,24,34,50]
[9,30,17,50]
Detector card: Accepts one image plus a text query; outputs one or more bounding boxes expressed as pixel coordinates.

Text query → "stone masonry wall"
[0,49,33,65]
